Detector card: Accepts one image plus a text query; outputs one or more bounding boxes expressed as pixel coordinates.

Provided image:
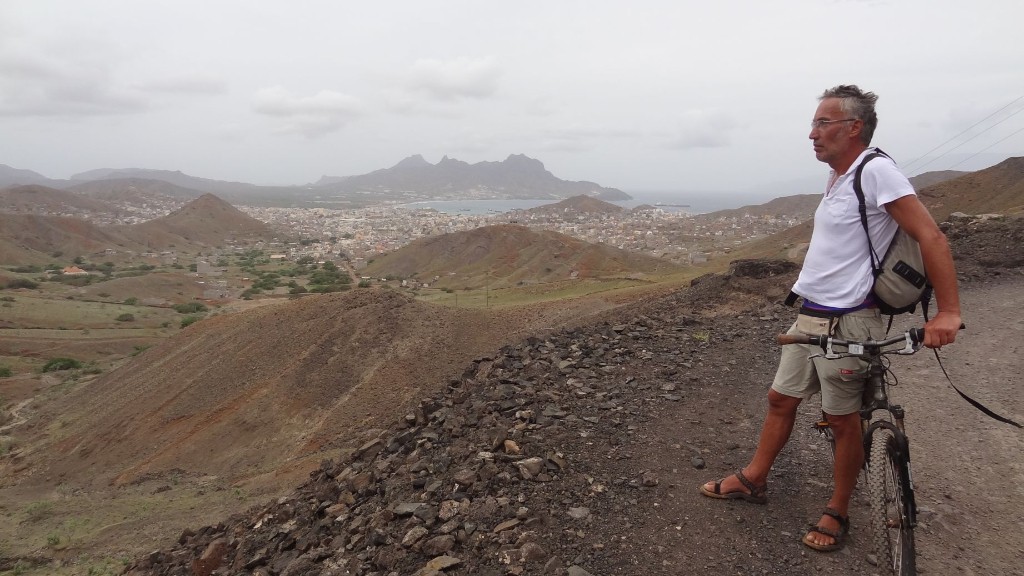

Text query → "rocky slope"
[120,214,1024,576]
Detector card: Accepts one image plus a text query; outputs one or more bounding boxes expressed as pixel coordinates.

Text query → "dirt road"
[637,276,1024,575]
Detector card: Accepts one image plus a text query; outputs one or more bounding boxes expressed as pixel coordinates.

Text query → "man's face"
[809,98,858,166]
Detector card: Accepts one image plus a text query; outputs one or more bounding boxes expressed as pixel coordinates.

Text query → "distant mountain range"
[0,154,628,207]
[313,154,629,201]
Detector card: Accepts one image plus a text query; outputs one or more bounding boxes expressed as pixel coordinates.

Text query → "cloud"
[406,56,501,101]
[133,74,227,95]
[252,86,363,137]
[0,49,147,117]
[667,110,737,149]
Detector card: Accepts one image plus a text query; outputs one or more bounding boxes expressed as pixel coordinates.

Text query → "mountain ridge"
[314,153,630,201]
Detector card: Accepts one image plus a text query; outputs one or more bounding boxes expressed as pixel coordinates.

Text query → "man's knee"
[767,389,801,415]
[825,412,861,436]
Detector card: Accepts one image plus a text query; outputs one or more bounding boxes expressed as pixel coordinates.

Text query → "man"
[699,85,962,552]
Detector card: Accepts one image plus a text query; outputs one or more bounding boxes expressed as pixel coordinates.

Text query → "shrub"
[43,358,83,372]
[0,366,12,378]
[115,313,135,322]
[123,297,138,305]
[172,302,208,314]
[358,280,372,288]
[5,278,38,290]
[0,295,14,301]
[180,315,202,328]
[25,501,53,521]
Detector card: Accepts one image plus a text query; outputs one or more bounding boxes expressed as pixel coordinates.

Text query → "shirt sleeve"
[862,155,916,208]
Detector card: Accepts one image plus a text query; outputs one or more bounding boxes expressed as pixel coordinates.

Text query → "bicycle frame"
[860,361,918,531]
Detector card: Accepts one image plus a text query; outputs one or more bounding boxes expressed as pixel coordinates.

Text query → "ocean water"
[398,191,764,216]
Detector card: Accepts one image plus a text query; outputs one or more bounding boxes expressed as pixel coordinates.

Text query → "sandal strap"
[735,470,765,497]
[806,524,841,539]
[822,507,849,526]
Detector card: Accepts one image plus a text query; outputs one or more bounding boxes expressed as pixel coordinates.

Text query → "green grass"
[413,270,700,308]
[0,294,178,330]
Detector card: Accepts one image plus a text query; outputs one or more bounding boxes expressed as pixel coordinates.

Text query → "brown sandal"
[802,507,850,552]
[699,470,767,504]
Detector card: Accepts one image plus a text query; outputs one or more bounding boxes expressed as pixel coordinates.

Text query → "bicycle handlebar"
[776,330,921,348]
[777,324,964,349]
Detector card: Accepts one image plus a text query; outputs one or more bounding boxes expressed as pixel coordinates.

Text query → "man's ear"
[849,120,863,141]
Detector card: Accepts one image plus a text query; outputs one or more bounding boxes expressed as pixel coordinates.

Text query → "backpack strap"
[852,149,890,279]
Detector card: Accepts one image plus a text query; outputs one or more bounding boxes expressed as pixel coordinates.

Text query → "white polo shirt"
[791,148,916,308]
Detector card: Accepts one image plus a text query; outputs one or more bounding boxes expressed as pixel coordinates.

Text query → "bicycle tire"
[867,428,917,576]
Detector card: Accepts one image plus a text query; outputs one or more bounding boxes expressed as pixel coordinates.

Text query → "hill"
[0,212,139,263]
[0,164,59,188]
[117,193,277,249]
[316,153,630,201]
[70,168,260,196]
[521,194,626,216]
[916,156,1024,220]
[2,219,1021,574]
[363,223,681,288]
[719,157,1024,265]
[68,177,206,203]
[700,193,820,220]
[116,234,1023,576]
[0,184,116,217]
[909,169,969,190]
[21,289,615,490]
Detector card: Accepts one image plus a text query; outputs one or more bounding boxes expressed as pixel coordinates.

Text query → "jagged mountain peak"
[391,154,433,170]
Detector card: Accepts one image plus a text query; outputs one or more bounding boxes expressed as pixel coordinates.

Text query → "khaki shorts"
[771,308,884,416]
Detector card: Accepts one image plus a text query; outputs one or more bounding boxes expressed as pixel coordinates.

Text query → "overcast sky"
[1,0,1022,198]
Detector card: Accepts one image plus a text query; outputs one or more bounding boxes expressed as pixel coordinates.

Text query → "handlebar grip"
[777,333,813,345]
[910,323,966,344]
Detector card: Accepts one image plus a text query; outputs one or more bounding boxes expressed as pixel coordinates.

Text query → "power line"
[946,124,1024,170]
[905,104,1024,175]
[902,93,1024,174]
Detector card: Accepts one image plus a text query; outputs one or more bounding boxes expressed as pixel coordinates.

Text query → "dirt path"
[901,279,1024,576]
[628,277,1024,575]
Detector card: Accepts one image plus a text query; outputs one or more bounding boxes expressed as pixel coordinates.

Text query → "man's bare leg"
[804,410,862,547]
[702,389,802,495]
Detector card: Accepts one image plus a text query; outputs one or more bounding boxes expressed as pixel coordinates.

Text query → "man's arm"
[883,194,962,347]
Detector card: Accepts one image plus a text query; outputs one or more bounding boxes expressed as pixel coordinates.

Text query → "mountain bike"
[777,327,932,576]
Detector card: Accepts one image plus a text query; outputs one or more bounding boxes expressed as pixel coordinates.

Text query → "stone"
[421,535,456,556]
[516,457,545,479]
[393,503,430,517]
[438,500,461,521]
[402,526,429,548]
[452,468,477,487]
[190,538,227,576]
[519,542,547,563]
[493,518,521,533]
[567,507,590,520]
[423,555,461,571]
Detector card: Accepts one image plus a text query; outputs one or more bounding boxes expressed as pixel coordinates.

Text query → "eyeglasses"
[811,118,857,129]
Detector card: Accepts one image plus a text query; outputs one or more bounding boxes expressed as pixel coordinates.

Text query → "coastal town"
[239,199,810,270]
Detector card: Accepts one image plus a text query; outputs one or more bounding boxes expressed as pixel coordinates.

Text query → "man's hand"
[923,310,962,348]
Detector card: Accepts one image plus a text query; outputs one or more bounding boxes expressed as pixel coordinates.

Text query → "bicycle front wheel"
[867,428,917,575]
